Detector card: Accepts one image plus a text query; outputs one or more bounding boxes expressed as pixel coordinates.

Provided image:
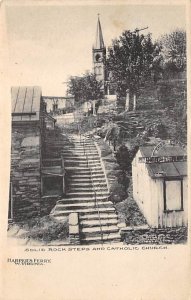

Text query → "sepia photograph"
[6,2,188,247]
[1,1,190,300]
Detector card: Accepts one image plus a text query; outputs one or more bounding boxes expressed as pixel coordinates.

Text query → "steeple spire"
[94,14,105,49]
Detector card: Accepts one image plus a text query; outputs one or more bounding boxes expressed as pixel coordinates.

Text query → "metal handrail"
[86,139,112,242]
[82,138,104,243]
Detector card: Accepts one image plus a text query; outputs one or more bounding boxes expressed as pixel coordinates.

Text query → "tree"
[152,29,186,80]
[116,145,131,172]
[67,72,104,103]
[159,29,186,70]
[104,123,120,151]
[106,30,156,106]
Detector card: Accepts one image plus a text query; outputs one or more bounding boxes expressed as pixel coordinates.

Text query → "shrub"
[97,140,112,157]
[116,145,132,172]
[109,183,127,204]
[117,171,130,190]
[20,216,69,242]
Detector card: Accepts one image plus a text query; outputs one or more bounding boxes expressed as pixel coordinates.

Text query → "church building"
[92,15,116,99]
[92,15,106,90]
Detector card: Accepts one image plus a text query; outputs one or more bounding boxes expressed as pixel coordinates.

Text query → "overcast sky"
[5,3,186,96]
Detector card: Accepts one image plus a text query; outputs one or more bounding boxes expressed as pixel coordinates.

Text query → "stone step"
[81,225,119,235]
[62,154,99,158]
[67,188,108,194]
[65,169,103,174]
[65,161,101,167]
[65,165,102,170]
[81,233,121,244]
[58,196,109,204]
[51,207,116,217]
[62,196,109,202]
[70,182,107,187]
[69,185,108,189]
[80,213,118,220]
[64,158,100,162]
[61,148,98,154]
[80,219,118,228]
[71,140,93,143]
[65,191,109,198]
[69,170,104,176]
[53,201,112,211]
[63,146,97,151]
[68,174,105,179]
[62,153,99,158]
[65,158,100,163]
[63,152,98,156]
[65,158,101,163]
[68,178,105,183]
[68,187,108,192]
[71,140,93,144]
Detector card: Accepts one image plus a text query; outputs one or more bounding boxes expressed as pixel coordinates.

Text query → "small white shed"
[132,145,187,228]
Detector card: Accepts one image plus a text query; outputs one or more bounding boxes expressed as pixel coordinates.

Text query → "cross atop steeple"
[94,14,105,49]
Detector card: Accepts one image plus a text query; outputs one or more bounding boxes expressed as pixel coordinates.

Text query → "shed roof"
[139,145,187,178]
[11,86,42,121]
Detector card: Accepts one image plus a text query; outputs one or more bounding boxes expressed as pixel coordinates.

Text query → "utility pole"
[133,26,148,34]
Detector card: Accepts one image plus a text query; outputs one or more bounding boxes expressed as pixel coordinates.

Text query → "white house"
[43,96,75,113]
[132,145,187,228]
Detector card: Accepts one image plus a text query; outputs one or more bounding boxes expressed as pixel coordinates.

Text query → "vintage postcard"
[0,0,190,299]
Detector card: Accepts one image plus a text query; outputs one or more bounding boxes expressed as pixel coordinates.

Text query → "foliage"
[115,144,140,174]
[145,120,169,139]
[115,181,147,226]
[117,170,130,190]
[96,139,112,157]
[67,72,103,103]
[152,29,186,79]
[20,216,69,242]
[116,145,131,171]
[166,96,187,145]
[109,182,127,204]
[116,198,147,226]
[157,29,186,69]
[106,30,156,98]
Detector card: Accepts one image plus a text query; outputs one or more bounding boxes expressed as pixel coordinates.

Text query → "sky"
[5,3,186,96]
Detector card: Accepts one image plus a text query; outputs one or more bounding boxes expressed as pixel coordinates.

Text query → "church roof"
[94,16,105,49]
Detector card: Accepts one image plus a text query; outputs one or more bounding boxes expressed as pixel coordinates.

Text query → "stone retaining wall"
[11,124,41,221]
[121,226,187,245]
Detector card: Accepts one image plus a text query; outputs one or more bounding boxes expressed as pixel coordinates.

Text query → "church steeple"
[94,14,105,49]
[92,15,106,92]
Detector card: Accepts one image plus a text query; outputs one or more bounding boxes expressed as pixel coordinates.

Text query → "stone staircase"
[51,135,121,244]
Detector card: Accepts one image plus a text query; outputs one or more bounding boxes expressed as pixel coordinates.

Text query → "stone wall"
[10,123,41,221]
[121,226,187,245]
[40,195,62,216]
